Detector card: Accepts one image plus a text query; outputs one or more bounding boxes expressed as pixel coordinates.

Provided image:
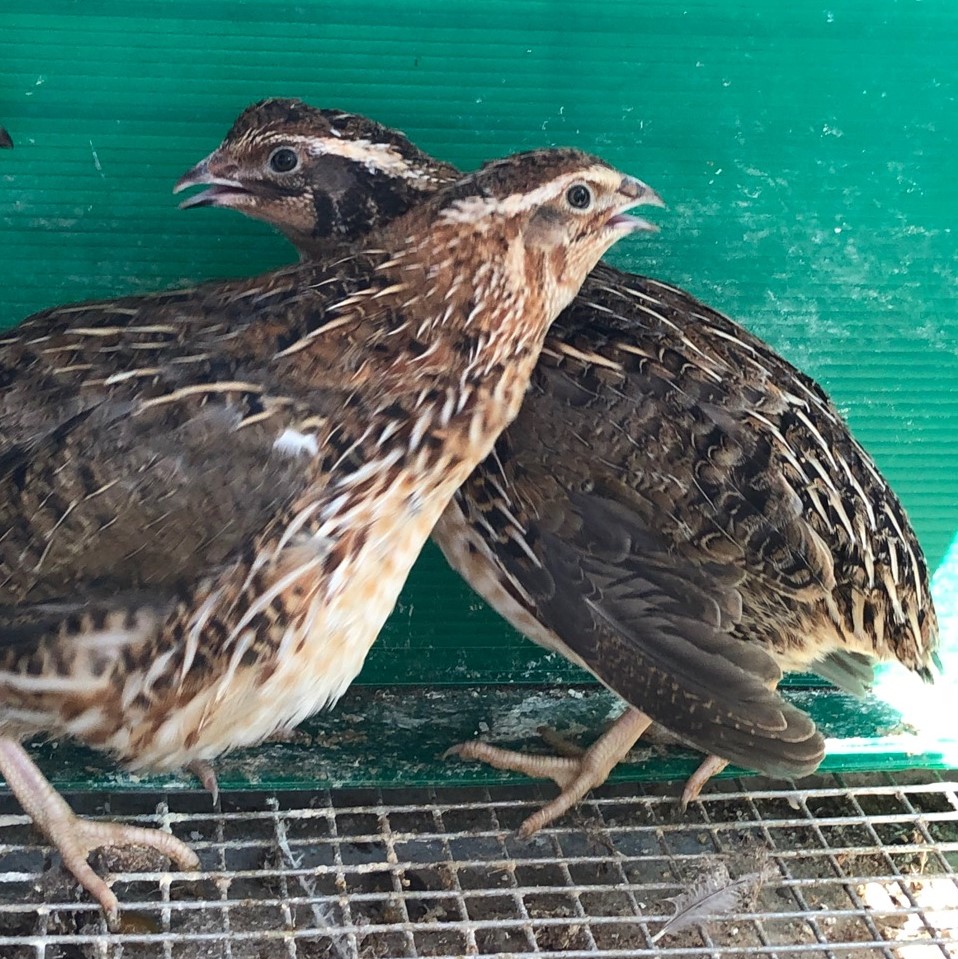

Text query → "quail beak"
[0,127,12,149]
[606,175,665,234]
[174,155,251,210]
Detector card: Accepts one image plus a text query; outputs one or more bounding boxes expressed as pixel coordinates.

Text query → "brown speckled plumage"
[178,99,938,833]
[0,146,655,919]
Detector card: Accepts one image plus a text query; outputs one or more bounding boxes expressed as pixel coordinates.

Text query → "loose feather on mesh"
[651,859,777,943]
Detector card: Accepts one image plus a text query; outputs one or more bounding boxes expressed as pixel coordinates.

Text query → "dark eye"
[268,147,299,174]
[566,183,592,210]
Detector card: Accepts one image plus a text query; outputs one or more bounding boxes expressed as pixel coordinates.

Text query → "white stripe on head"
[252,132,433,181]
[437,165,616,225]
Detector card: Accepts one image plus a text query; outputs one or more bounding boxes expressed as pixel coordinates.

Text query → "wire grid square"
[0,771,956,958]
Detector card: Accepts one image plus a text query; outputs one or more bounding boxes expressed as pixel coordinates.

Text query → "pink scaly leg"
[447,707,653,837]
[0,737,199,927]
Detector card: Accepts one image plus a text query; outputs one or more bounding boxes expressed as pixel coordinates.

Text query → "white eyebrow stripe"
[236,130,425,179]
[303,135,431,179]
[438,167,617,223]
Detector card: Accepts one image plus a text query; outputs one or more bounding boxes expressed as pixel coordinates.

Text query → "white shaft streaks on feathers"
[138,381,263,410]
[225,554,325,650]
[882,500,924,616]
[181,591,221,686]
[745,409,811,483]
[792,407,839,470]
[275,500,327,556]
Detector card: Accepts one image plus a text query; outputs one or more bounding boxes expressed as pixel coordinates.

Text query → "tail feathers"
[809,650,875,698]
[924,651,943,682]
[599,635,826,779]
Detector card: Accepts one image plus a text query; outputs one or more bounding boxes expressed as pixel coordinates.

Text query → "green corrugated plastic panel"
[1,2,956,787]
[17,684,957,795]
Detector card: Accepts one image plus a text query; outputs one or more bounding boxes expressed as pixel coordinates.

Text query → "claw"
[187,760,220,806]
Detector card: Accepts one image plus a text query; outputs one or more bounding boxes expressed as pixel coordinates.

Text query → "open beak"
[607,175,665,233]
[173,155,249,209]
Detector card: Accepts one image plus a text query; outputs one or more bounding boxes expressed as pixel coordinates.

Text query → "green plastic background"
[0,2,956,789]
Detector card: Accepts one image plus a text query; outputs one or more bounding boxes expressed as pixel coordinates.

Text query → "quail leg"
[0,737,199,926]
[677,673,787,809]
[446,707,653,837]
[541,724,734,813]
[678,754,730,810]
[185,727,310,805]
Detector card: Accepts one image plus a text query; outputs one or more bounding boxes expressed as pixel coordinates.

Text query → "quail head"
[178,98,939,837]
[176,98,457,256]
[0,146,659,921]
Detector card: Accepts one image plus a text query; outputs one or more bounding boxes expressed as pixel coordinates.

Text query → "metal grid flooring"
[1,770,957,958]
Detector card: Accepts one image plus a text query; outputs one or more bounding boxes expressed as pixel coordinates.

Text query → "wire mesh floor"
[1,770,957,958]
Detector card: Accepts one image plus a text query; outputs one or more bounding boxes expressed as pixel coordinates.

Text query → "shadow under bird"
[175,99,939,836]
[0,147,657,922]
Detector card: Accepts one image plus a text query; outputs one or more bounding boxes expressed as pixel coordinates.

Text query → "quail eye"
[268,147,299,174]
[566,183,593,210]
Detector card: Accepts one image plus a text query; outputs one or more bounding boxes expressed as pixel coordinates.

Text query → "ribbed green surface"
[1,1,956,698]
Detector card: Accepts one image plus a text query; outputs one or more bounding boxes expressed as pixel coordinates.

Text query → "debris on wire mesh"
[651,857,778,943]
[267,798,357,959]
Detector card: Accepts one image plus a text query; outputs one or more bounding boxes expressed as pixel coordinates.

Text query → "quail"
[0,127,12,149]
[176,99,939,836]
[0,146,657,920]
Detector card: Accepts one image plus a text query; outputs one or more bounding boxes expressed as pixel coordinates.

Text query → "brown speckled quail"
[0,147,656,921]
[176,99,939,836]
